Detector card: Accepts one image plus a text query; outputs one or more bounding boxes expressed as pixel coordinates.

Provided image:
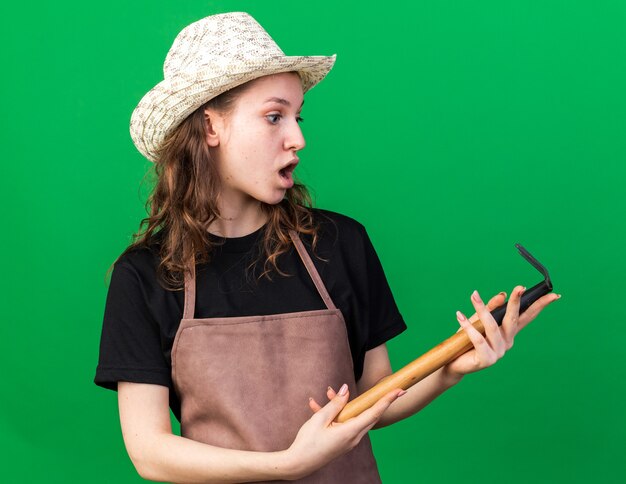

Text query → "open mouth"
[279,163,297,180]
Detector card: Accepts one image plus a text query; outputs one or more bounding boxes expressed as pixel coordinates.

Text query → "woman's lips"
[278,163,296,187]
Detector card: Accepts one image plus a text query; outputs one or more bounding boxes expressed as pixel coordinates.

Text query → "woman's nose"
[285,121,306,152]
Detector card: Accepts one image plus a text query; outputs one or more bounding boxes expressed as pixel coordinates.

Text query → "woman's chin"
[258,190,288,206]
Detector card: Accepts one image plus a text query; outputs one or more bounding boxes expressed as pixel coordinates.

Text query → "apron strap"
[182,230,337,319]
[289,230,337,311]
[183,259,196,320]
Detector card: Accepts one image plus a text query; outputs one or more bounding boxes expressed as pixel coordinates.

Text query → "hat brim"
[130,54,336,162]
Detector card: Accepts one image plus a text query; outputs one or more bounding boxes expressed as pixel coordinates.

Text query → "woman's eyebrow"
[264,97,305,108]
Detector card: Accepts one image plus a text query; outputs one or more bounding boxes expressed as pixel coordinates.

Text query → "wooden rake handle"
[335,318,487,423]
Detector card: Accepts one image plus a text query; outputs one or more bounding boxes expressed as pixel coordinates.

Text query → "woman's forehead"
[239,72,304,104]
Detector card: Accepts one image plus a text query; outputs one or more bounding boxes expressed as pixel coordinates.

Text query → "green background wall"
[2,0,624,482]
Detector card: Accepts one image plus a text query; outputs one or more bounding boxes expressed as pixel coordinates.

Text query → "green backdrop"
[2,0,624,482]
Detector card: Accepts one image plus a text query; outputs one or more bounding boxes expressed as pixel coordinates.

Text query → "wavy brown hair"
[115,78,321,290]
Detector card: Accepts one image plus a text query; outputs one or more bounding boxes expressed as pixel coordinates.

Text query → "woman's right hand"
[285,383,404,480]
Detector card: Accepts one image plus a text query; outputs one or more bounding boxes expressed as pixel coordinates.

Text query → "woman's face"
[207,72,306,208]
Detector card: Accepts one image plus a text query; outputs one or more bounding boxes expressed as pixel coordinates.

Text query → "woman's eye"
[265,114,304,125]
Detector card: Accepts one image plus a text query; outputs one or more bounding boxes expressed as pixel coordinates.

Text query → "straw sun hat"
[130,12,336,162]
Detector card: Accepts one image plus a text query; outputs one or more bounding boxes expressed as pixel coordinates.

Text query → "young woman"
[95,12,559,483]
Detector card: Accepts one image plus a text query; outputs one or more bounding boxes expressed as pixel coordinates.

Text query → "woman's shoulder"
[111,234,162,278]
[309,207,370,248]
[311,207,367,233]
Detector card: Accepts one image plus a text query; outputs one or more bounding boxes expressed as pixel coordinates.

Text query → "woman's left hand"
[443,286,560,379]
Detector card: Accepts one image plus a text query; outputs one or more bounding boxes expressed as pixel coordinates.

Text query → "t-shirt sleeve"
[359,226,407,350]
[94,258,172,391]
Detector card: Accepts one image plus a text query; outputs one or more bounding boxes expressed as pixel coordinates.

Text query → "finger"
[470,291,505,356]
[468,291,506,323]
[342,389,404,431]
[501,285,525,343]
[518,292,561,331]
[487,291,507,310]
[314,383,350,426]
[309,387,340,415]
[456,310,497,365]
[352,391,404,441]
[308,397,323,413]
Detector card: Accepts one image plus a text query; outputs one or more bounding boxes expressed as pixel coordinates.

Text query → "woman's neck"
[207,198,268,238]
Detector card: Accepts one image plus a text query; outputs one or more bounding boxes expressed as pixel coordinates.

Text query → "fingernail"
[472,290,482,303]
[556,294,562,299]
[308,397,314,402]
[456,310,466,321]
[498,291,506,297]
[519,287,526,297]
[327,386,333,392]
[338,384,348,396]
[398,390,407,397]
